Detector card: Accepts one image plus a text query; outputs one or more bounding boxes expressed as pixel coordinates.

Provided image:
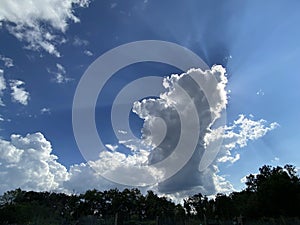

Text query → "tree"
[184,193,206,219]
[214,193,234,220]
[245,164,300,217]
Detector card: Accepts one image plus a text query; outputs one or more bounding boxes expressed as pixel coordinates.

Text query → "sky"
[0,0,300,199]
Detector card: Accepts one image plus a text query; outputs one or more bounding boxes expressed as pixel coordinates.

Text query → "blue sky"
[0,0,299,197]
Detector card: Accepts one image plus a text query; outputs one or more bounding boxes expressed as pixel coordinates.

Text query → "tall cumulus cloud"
[0,65,278,197]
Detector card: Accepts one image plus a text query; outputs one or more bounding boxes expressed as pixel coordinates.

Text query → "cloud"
[0,69,6,106]
[127,66,229,195]
[0,65,279,198]
[118,130,128,135]
[41,107,51,114]
[224,114,278,148]
[110,3,117,9]
[0,133,69,193]
[256,89,265,96]
[218,153,240,163]
[0,0,91,56]
[128,66,277,197]
[9,80,30,105]
[271,157,280,163]
[65,65,276,197]
[0,55,13,67]
[63,162,118,193]
[240,176,248,184]
[105,144,118,151]
[84,50,93,56]
[206,114,279,164]
[240,172,258,185]
[0,132,150,194]
[73,36,89,47]
[48,63,72,84]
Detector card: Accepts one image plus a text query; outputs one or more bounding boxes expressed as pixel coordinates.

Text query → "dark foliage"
[0,164,299,225]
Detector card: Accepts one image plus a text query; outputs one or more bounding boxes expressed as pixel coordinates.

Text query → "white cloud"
[0,132,152,194]
[118,130,128,135]
[256,89,265,96]
[240,173,258,184]
[105,144,118,151]
[0,69,6,106]
[129,66,277,196]
[128,66,231,195]
[0,55,13,67]
[48,63,72,84]
[0,0,91,56]
[56,63,66,74]
[218,153,240,163]
[63,162,118,193]
[73,36,89,46]
[240,175,247,184]
[0,133,69,193]
[206,114,279,164]
[9,80,30,105]
[41,107,51,114]
[0,65,279,198]
[271,157,280,163]
[84,50,93,56]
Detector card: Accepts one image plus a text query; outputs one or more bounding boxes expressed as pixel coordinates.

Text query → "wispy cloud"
[256,89,265,96]
[41,108,51,115]
[48,63,72,84]
[84,50,93,56]
[73,36,89,47]
[271,157,280,163]
[105,144,118,151]
[111,3,117,9]
[0,69,6,106]
[0,55,13,67]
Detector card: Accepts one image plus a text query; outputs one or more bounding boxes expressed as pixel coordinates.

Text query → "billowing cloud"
[0,132,144,194]
[128,66,277,196]
[0,69,6,106]
[65,65,276,197]
[63,162,118,193]
[0,133,69,193]
[0,0,91,56]
[9,80,30,105]
[0,66,278,198]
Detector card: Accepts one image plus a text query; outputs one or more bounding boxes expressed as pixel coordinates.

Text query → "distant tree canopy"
[0,164,299,225]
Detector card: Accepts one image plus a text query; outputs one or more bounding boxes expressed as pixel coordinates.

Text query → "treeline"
[0,164,299,225]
